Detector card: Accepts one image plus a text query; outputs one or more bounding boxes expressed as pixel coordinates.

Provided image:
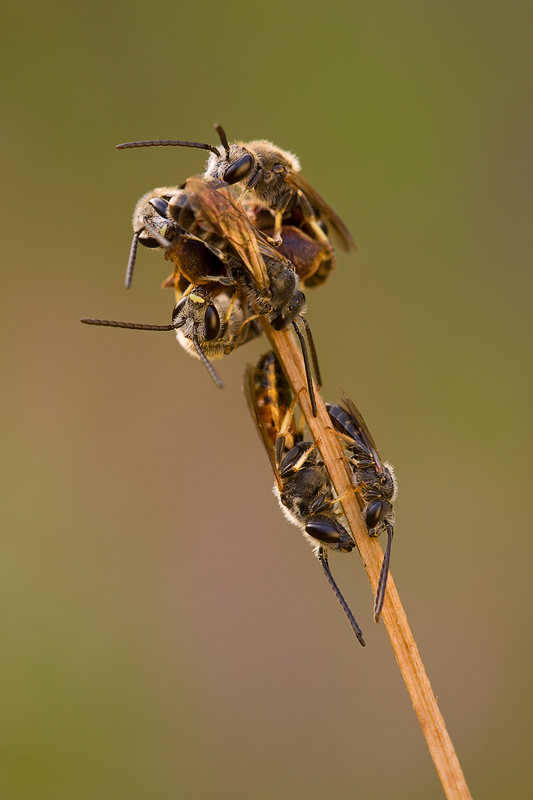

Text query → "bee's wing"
[341,394,386,476]
[244,362,283,492]
[186,176,270,293]
[285,171,356,252]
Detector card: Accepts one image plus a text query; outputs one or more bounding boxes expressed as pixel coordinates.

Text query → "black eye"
[204,304,220,341]
[305,519,341,544]
[149,197,168,217]
[225,153,254,185]
[365,500,383,530]
[139,236,160,249]
[270,313,285,331]
[167,192,188,223]
[172,297,187,322]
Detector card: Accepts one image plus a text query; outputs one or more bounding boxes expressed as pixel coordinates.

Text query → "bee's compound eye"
[172,297,187,322]
[269,313,286,331]
[149,197,168,217]
[365,500,383,530]
[167,192,188,222]
[305,519,341,544]
[139,236,160,249]
[204,304,220,341]
[224,153,254,185]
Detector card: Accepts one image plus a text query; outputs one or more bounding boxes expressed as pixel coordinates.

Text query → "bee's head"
[172,288,221,342]
[205,124,257,187]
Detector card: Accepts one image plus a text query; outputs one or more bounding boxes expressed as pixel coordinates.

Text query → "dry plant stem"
[263,321,473,800]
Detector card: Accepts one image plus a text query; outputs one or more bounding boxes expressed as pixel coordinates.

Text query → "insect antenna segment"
[318,547,366,646]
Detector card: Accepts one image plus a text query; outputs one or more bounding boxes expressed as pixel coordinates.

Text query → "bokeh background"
[1,1,532,798]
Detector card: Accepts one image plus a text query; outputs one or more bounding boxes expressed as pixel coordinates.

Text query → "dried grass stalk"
[263,321,473,800]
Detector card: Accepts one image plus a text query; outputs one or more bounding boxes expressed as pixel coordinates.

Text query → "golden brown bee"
[125,186,182,289]
[114,174,321,411]
[246,351,365,646]
[327,396,397,622]
[126,186,231,295]
[116,124,356,273]
[165,176,321,415]
[127,184,334,295]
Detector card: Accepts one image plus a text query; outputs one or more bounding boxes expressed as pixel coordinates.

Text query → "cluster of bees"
[83,125,397,647]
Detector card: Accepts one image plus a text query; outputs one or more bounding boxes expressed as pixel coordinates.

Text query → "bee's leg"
[279,387,305,436]
[329,486,363,506]
[272,211,284,244]
[223,290,238,325]
[236,312,261,337]
[317,547,366,647]
[198,275,234,285]
[175,280,196,303]
[285,441,318,471]
[271,191,294,244]
[374,521,394,623]
[275,387,306,466]
[333,429,358,448]
[297,192,334,252]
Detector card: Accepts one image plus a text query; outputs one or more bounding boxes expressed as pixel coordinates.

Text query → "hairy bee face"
[205,140,301,207]
[132,187,181,248]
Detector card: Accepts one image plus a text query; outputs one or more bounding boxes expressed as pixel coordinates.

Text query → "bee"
[326,396,397,623]
[81,283,261,389]
[109,174,320,410]
[245,351,365,646]
[126,177,294,309]
[125,186,181,289]
[116,123,356,261]
[129,186,335,294]
[165,176,321,415]
[126,186,232,294]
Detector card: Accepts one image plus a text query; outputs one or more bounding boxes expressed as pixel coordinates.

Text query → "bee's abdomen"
[250,351,291,446]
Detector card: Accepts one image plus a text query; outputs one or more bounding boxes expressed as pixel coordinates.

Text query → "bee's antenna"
[300,315,322,389]
[374,521,394,623]
[317,547,366,647]
[291,320,317,417]
[125,231,140,289]
[116,139,220,156]
[192,326,224,389]
[214,123,230,157]
[81,318,183,331]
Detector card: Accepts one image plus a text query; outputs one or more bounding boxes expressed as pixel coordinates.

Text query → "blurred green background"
[1,1,531,797]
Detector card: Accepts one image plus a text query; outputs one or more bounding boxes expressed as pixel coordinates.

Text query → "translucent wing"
[341,394,386,477]
[185,176,270,293]
[285,171,356,252]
